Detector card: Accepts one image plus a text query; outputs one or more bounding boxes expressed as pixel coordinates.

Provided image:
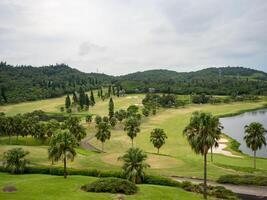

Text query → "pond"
[220,109,267,158]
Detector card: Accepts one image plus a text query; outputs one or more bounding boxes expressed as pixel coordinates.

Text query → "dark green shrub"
[81,178,138,195]
[218,174,267,186]
[143,175,181,187]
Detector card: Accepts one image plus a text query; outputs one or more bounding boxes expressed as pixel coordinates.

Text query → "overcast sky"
[0,0,266,75]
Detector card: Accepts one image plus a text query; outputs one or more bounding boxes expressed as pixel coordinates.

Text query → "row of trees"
[0,113,86,145]
[64,89,95,112]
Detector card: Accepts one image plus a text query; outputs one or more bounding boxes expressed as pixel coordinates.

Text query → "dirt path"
[80,135,102,153]
[171,176,267,198]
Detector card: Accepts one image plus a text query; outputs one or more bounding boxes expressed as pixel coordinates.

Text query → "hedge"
[218,174,267,186]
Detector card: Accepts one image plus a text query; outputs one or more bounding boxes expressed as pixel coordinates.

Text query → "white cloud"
[0,0,266,74]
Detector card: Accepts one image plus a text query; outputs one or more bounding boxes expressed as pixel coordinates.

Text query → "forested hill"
[0,62,112,104]
[117,67,267,95]
[119,67,267,81]
[0,62,267,104]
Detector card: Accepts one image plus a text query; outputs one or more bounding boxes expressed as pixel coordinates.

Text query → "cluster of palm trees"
[0,113,60,144]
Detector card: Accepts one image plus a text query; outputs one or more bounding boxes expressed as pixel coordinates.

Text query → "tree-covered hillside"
[1,62,267,104]
[0,62,112,104]
[117,67,267,95]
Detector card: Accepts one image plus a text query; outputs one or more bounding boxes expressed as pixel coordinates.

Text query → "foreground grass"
[0,173,202,200]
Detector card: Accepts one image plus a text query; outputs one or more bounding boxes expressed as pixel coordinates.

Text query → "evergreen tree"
[65,95,71,109]
[85,94,90,107]
[1,88,7,103]
[90,90,95,106]
[108,85,112,97]
[78,87,86,109]
[100,87,103,98]
[116,86,120,97]
[109,98,114,119]
[112,86,115,95]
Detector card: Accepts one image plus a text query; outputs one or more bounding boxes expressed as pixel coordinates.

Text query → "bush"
[218,174,267,186]
[143,175,181,187]
[81,178,138,195]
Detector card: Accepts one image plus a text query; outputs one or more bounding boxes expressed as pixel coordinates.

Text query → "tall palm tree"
[3,148,29,174]
[150,128,168,154]
[124,116,141,147]
[244,122,266,169]
[183,111,222,199]
[48,130,77,178]
[118,148,150,183]
[95,121,111,151]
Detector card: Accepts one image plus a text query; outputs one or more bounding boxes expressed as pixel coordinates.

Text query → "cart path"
[80,134,102,153]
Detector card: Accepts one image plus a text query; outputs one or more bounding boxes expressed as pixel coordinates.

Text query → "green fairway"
[0,94,267,180]
[0,173,202,200]
[0,93,145,116]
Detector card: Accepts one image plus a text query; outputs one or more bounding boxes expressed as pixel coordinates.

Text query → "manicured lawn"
[0,95,267,180]
[0,173,202,200]
[0,93,145,116]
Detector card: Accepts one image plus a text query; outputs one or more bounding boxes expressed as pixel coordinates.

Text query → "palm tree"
[63,116,86,143]
[118,148,149,183]
[95,121,111,151]
[3,148,29,174]
[150,128,167,154]
[124,116,141,147]
[244,122,266,169]
[48,130,77,178]
[183,111,222,199]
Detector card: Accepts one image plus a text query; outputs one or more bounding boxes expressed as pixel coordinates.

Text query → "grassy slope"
[0,94,267,180]
[0,173,201,200]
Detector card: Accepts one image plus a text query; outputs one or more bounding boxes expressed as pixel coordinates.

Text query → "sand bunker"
[209,138,242,158]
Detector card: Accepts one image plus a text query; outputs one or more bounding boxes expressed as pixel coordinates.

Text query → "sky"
[0,0,266,75]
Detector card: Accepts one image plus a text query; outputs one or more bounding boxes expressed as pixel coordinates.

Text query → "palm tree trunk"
[203,153,207,199]
[64,152,67,179]
[211,147,213,162]
[254,151,256,169]
[157,148,159,154]
[102,142,104,152]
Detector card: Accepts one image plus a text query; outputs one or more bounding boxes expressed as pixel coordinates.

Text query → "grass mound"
[81,177,138,195]
[218,174,267,186]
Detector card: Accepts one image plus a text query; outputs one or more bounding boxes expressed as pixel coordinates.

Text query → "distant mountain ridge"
[0,62,267,104]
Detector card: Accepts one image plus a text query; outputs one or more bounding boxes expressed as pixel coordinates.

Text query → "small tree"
[127,105,139,117]
[3,148,29,174]
[244,122,266,169]
[109,97,114,119]
[48,130,77,178]
[110,117,117,128]
[124,116,141,147]
[95,122,111,151]
[118,148,149,183]
[142,108,149,117]
[95,115,102,125]
[150,128,167,154]
[103,116,109,123]
[115,109,127,123]
[85,114,93,124]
